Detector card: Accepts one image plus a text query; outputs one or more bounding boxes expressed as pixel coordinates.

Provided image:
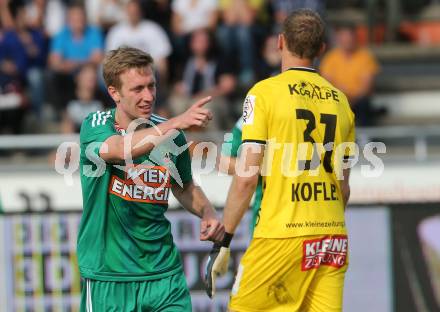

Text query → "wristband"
[222,232,234,248]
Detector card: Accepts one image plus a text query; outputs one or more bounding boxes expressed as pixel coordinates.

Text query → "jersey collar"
[113,111,158,136]
[287,67,317,73]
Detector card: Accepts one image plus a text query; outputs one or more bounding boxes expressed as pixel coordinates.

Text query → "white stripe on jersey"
[101,110,111,125]
[87,279,93,312]
[96,111,102,126]
[91,110,111,127]
[152,113,167,120]
[91,112,97,127]
[150,114,167,123]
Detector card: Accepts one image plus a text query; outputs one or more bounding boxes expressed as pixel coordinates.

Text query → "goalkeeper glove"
[204,232,233,298]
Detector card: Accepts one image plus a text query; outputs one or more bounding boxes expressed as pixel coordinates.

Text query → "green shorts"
[80,272,191,312]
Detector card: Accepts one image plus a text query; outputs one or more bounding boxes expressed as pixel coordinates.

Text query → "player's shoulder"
[249,75,279,94]
[79,109,115,143]
[317,75,348,102]
[149,113,168,125]
[319,77,354,119]
[82,109,114,129]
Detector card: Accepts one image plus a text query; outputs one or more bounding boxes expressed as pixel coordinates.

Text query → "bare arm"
[100,96,213,163]
[0,0,15,29]
[217,155,237,175]
[341,168,351,207]
[60,111,75,134]
[356,73,375,99]
[207,10,219,30]
[48,52,80,73]
[172,180,224,242]
[155,58,168,86]
[88,50,104,66]
[171,12,183,35]
[223,143,264,233]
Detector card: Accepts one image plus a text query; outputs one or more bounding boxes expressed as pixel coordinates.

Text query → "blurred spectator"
[169,28,237,130]
[24,0,65,37]
[320,24,382,126]
[256,33,281,81]
[0,3,46,119]
[48,3,104,117]
[170,0,218,72]
[0,4,27,134]
[270,0,326,32]
[141,0,172,32]
[217,0,265,86]
[0,78,26,134]
[61,64,104,133]
[0,0,14,29]
[85,0,127,34]
[106,0,171,84]
[171,0,218,36]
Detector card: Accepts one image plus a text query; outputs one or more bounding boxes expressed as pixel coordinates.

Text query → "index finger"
[193,96,212,108]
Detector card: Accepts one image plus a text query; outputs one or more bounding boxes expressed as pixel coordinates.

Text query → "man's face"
[126,2,141,25]
[115,66,156,120]
[337,28,356,52]
[68,7,86,34]
[190,30,210,56]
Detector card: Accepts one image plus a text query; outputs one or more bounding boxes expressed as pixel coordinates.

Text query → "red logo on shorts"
[302,235,348,271]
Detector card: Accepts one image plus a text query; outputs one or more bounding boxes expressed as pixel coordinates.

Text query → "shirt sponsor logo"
[302,235,348,271]
[243,95,255,125]
[288,82,339,102]
[109,165,171,204]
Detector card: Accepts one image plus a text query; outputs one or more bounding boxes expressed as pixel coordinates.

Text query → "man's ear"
[277,33,284,51]
[318,42,327,58]
[108,86,120,103]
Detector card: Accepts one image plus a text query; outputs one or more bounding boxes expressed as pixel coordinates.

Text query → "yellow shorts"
[229,235,349,312]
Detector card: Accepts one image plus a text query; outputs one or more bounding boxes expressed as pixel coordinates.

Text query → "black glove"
[204,232,233,298]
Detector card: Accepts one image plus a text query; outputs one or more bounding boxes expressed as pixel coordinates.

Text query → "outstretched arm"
[204,143,264,299]
[100,96,213,163]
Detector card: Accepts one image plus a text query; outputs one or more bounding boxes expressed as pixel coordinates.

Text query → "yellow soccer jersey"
[242,67,355,238]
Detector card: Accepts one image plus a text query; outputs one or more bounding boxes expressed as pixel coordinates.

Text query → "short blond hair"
[103,46,154,90]
[282,9,325,59]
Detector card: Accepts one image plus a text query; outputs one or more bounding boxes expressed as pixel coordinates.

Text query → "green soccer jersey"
[221,118,263,235]
[77,109,192,282]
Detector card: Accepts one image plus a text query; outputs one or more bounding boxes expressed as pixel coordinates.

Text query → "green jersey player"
[78,47,224,311]
[219,118,263,235]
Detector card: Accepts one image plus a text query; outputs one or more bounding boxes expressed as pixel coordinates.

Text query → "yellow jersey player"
[205,9,355,311]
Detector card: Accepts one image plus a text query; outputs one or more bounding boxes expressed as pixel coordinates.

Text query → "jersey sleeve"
[80,111,119,159]
[221,119,242,157]
[241,86,268,143]
[172,131,192,185]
